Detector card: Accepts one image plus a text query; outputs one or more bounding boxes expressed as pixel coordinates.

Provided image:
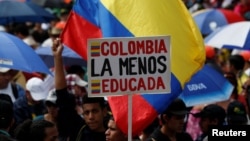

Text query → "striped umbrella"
[192,8,245,36]
[205,21,250,50]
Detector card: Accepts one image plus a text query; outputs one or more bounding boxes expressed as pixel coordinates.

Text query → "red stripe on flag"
[61,11,102,61]
[108,95,158,136]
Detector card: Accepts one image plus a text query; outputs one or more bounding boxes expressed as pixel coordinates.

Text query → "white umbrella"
[205,21,250,50]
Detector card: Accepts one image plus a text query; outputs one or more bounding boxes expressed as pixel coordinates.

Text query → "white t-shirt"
[0,83,16,103]
[41,38,53,48]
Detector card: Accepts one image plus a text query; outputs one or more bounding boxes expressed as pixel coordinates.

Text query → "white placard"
[87,36,171,96]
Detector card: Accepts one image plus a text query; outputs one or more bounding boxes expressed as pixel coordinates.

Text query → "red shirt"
[234,3,250,17]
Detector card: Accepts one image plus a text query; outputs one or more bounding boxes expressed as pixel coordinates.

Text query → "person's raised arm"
[52,38,67,89]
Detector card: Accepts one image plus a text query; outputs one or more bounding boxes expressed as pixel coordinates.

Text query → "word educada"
[102,76,166,93]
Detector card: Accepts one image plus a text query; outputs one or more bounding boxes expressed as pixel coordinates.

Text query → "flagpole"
[128,94,132,141]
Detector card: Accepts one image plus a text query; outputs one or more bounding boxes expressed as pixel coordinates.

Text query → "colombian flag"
[61,0,205,136]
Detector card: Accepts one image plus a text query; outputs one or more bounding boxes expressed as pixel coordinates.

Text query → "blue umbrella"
[35,45,87,68]
[179,64,234,107]
[31,0,65,8]
[0,31,51,75]
[0,1,55,25]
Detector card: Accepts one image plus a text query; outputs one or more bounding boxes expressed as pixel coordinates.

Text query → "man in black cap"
[227,100,248,125]
[0,99,15,140]
[193,104,226,141]
[147,98,193,141]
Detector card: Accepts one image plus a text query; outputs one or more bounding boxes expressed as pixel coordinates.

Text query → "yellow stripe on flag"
[101,0,205,87]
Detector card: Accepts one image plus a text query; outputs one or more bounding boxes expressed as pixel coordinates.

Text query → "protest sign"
[87,36,171,96]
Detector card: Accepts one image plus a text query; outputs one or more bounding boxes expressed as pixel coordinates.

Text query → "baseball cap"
[46,89,57,104]
[26,77,48,101]
[49,27,62,36]
[164,98,189,116]
[193,104,226,122]
[227,101,247,124]
[66,74,88,87]
[0,67,10,73]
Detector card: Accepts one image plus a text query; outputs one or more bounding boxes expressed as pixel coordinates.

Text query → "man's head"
[105,116,127,141]
[45,89,58,118]
[0,99,13,130]
[193,104,226,133]
[160,98,188,133]
[228,54,245,73]
[0,67,11,89]
[30,120,58,141]
[227,100,248,125]
[48,27,62,40]
[66,74,87,97]
[13,24,29,38]
[15,119,58,141]
[26,77,48,104]
[82,96,107,132]
[66,65,86,79]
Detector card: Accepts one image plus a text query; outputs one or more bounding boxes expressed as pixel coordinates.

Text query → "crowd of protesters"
[1,0,250,141]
